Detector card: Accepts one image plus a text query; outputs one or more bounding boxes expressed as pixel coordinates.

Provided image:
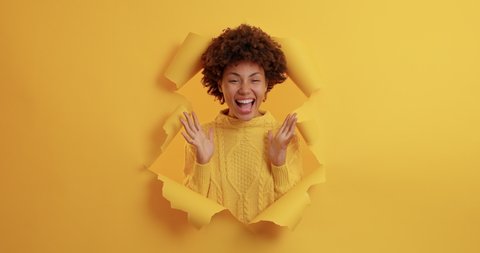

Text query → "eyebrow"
[226,72,262,77]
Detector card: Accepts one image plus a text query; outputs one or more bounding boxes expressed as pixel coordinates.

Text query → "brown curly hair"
[201,24,287,104]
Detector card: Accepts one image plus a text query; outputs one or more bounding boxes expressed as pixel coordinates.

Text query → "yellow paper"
[296,120,321,146]
[164,33,211,89]
[158,174,226,228]
[160,103,192,153]
[294,90,324,163]
[275,37,322,97]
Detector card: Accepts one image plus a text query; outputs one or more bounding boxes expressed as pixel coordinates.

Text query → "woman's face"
[220,61,267,121]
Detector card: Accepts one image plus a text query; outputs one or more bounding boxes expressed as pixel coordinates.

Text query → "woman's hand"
[268,113,297,166]
[180,111,214,164]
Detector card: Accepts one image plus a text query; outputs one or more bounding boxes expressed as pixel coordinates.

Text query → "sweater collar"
[215,109,276,128]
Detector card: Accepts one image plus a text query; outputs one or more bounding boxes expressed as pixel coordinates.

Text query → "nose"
[238,82,251,94]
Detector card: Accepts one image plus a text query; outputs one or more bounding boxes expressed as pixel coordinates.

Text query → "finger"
[286,114,297,136]
[281,113,295,140]
[180,117,195,138]
[192,111,201,131]
[278,114,290,135]
[280,113,293,135]
[181,131,194,145]
[183,111,196,133]
[287,113,297,131]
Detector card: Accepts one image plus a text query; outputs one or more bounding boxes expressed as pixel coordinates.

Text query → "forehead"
[223,61,264,75]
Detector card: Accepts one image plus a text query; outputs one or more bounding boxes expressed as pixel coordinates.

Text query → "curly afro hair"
[201,24,287,104]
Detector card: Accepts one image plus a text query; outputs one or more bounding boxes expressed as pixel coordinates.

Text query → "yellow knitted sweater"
[183,110,302,223]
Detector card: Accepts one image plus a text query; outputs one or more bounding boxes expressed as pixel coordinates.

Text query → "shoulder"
[260,111,279,128]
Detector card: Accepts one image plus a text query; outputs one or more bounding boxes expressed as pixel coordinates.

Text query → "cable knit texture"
[184,110,302,223]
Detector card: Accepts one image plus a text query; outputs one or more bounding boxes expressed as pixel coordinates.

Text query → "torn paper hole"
[148,32,326,230]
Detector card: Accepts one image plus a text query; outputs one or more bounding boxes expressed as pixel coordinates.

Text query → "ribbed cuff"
[192,161,212,191]
[271,163,289,186]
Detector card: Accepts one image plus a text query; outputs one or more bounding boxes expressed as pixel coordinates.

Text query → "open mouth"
[235,98,255,114]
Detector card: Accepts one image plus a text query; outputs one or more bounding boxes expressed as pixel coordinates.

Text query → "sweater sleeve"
[271,134,303,199]
[183,143,212,196]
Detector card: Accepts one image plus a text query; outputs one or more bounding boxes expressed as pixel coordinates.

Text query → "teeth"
[236,99,254,104]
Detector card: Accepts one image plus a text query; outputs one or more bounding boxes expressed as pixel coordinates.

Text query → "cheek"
[255,85,267,97]
[223,88,236,102]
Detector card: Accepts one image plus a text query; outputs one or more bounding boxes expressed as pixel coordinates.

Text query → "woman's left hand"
[268,113,297,166]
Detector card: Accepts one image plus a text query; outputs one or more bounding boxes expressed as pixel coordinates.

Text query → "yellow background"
[1,0,479,252]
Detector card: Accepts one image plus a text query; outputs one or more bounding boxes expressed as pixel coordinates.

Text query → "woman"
[180,24,302,223]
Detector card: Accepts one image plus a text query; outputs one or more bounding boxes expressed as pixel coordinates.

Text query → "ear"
[218,80,223,93]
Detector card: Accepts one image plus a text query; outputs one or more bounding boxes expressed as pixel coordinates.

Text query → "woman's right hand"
[180,111,214,164]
